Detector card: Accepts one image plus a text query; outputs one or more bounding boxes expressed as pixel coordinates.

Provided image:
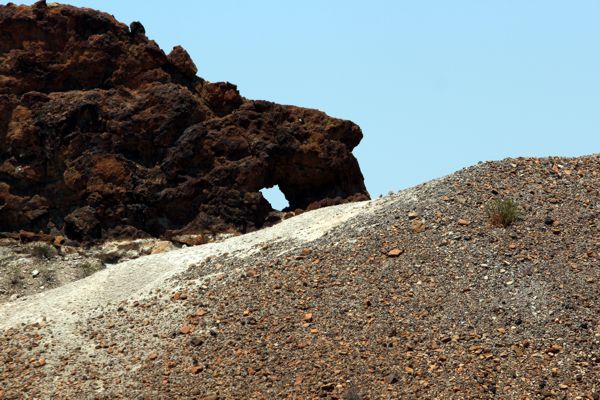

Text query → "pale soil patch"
[0,199,373,332]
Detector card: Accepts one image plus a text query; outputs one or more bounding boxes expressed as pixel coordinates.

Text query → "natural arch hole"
[260,185,289,211]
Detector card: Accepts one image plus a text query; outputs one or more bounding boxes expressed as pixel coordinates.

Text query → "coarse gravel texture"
[0,155,598,399]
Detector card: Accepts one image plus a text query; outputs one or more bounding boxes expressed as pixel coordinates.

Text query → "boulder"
[0,3,369,242]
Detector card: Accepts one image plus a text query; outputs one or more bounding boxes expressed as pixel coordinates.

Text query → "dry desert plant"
[485,198,520,227]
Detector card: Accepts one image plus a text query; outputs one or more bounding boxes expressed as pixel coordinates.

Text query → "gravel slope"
[0,155,598,399]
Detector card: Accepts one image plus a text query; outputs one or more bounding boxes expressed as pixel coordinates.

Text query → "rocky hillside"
[0,1,368,243]
[0,155,598,399]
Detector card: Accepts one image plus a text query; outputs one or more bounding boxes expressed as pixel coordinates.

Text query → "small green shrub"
[29,244,57,260]
[79,261,97,277]
[485,198,520,227]
[8,266,22,286]
[41,269,56,285]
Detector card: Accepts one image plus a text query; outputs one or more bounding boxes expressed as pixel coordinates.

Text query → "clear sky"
[12,1,600,209]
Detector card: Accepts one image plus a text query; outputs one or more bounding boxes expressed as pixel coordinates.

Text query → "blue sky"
[13,1,600,209]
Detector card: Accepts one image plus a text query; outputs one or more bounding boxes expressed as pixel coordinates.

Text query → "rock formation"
[0,1,369,242]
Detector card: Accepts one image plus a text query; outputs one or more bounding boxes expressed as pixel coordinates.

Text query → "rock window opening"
[260,185,289,211]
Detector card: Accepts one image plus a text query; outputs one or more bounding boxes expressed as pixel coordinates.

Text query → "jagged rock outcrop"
[0,1,369,242]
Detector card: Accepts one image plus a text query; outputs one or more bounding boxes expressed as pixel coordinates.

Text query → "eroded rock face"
[0,1,369,242]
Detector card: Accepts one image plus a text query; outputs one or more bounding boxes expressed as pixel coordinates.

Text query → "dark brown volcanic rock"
[0,2,369,241]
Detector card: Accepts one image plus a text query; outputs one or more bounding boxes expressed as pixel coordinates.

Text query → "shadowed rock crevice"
[0,2,369,242]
